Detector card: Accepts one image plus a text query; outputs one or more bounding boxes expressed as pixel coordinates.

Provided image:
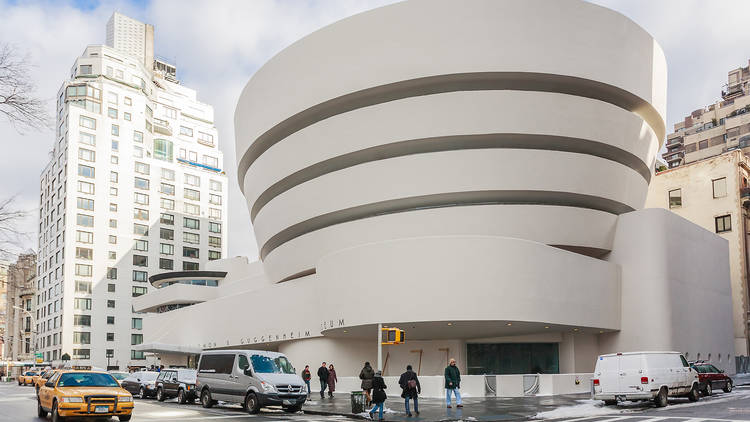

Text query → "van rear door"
[596,355,620,394]
[618,354,645,394]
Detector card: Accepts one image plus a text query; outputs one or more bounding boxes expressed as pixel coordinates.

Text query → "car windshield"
[250,355,295,374]
[140,372,159,381]
[110,373,128,380]
[25,372,37,376]
[58,373,120,387]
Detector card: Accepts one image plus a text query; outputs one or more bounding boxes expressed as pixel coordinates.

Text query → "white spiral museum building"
[135,0,737,382]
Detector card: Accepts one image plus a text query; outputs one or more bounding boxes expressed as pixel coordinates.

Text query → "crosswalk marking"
[541,416,750,422]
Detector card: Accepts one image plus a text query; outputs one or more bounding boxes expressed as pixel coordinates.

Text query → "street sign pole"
[377,323,382,372]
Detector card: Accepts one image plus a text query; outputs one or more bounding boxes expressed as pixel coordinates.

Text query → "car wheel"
[704,383,712,396]
[17,380,21,386]
[51,400,65,422]
[283,405,302,413]
[654,387,668,407]
[118,416,132,422]
[138,387,145,399]
[201,388,214,408]
[688,384,700,402]
[245,392,260,414]
[724,380,733,393]
[157,387,165,402]
[178,389,186,404]
[603,400,617,406]
[37,399,48,417]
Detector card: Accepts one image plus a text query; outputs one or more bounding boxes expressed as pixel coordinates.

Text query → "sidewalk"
[302,393,588,421]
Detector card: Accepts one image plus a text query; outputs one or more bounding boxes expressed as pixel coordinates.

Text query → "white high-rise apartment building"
[36,12,227,370]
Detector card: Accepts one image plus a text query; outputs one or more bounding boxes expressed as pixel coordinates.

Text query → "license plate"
[283,399,294,405]
[94,406,109,413]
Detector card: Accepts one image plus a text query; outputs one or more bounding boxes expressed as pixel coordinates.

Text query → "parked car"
[593,351,700,407]
[196,350,307,413]
[35,369,65,395]
[156,369,198,404]
[36,370,133,421]
[690,361,733,396]
[109,371,130,386]
[18,371,38,386]
[120,371,160,398]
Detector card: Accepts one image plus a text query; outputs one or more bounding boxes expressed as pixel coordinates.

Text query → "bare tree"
[0,43,48,132]
[0,196,30,257]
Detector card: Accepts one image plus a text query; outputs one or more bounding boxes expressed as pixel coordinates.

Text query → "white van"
[592,351,700,407]
[195,350,307,413]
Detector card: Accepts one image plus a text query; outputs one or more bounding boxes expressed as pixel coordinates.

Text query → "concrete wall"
[602,208,736,373]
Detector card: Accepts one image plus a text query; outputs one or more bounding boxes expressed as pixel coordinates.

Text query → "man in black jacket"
[398,365,421,417]
[317,362,330,399]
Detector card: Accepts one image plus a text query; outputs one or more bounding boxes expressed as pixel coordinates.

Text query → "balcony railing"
[153,119,173,136]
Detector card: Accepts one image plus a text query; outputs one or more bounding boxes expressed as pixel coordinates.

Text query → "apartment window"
[184,188,200,201]
[73,315,91,326]
[79,116,96,129]
[79,64,92,75]
[107,300,115,308]
[132,286,147,297]
[197,132,214,146]
[184,203,200,215]
[159,258,173,270]
[203,155,219,168]
[183,261,199,271]
[78,148,95,162]
[668,189,681,208]
[75,264,92,276]
[209,208,221,219]
[106,267,117,279]
[107,316,115,325]
[80,132,95,146]
[131,350,145,360]
[134,162,150,175]
[184,174,200,187]
[111,124,119,136]
[183,217,199,230]
[107,91,117,104]
[76,214,94,227]
[77,197,94,211]
[209,180,222,192]
[109,235,117,244]
[76,247,93,260]
[161,168,175,181]
[110,203,118,212]
[78,164,95,178]
[73,332,91,344]
[183,232,200,244]
[133,145,143,158]
[124,96,132,106]
[110,187,118,196]
[134,177,150,190]
[75,280,92,293]
[76,230,93,243]
[160,183,174,195]
[111,155,118,164]
[160,198,174,210]
[73,349,90,359]
[179,148,186,159]
[160,213,174,225]
[108,107,118,119]
[713,177,727,198]
[208,250,222,260]
[154,138,173,161]
[209,236,221,248]
[134,224,149,236]
[209,222,221,233]
[110,171,119,183]
[209,194,222,205]
[716,215,732,233]
[180,126,193,136]
[183,247,199,259]
[73,298,91,310]
[134,239,148,252]
[109,219,117,228]
[134,208,149,220]
[107,283,115,292]
[699,139,708,150]
[133,255,148,267]
[124,112,131,121]
[163,107,177,119]
[160,229,174,241]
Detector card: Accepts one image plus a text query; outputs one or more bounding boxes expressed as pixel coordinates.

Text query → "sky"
[0,0,749,260]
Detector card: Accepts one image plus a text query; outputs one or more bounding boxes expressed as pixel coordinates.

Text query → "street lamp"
[12,306,37,367]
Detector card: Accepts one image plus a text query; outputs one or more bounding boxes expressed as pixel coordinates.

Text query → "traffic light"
[381,327,406,345]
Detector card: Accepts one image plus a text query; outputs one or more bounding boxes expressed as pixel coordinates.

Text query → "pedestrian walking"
[359,361,375,405]
[301,365,312,398]
[369,370,387,421]
[317,362,330,399]
[327,364,338,398]
[444,358,462,408]
[398,365,420,417]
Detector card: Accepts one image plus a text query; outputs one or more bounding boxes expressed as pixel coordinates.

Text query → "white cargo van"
[592,351,700,407]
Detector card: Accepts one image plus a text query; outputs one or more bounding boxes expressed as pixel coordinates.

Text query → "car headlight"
[61,397,84,403]
[300,384,307,393]
[119,395,133,402]
[186,385,194,390]
[261,381,276,393]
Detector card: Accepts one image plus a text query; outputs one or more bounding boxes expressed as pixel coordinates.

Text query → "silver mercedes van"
[195,350,307,413]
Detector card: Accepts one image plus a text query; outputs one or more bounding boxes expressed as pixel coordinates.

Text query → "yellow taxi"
[35,369,65,395]
[18,370,38,386]
[37,370,134,422]
[31,369,52,390]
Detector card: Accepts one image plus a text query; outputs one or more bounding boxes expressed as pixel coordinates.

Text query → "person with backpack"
[398,365,421,417]
[317,362,330,399]
[301,365,312,398]
[444,358,463,408]
[369,370,387,420]
[359,361,375,405]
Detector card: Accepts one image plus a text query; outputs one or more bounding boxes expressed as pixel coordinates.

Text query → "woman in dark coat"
[369,370,387,421]
[360,362,375,405]
[327,364,338,397]
[398,365,421,417]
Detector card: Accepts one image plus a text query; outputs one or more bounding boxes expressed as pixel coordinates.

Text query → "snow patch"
[534,399,645,419]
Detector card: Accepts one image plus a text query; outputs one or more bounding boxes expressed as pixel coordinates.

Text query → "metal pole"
[377,323,382,372]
